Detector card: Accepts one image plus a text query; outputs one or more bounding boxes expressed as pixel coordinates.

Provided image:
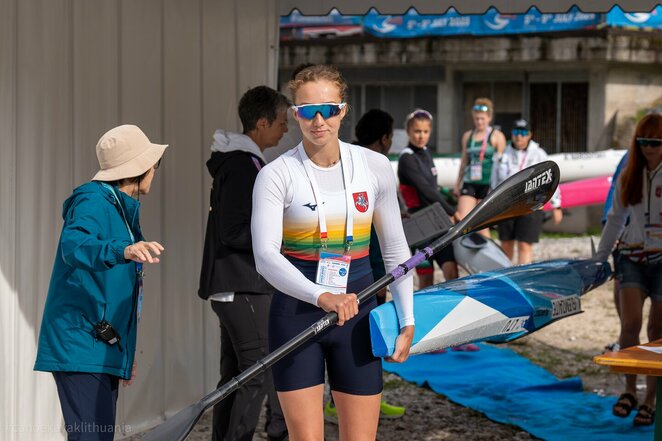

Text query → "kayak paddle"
[141,160,560,441]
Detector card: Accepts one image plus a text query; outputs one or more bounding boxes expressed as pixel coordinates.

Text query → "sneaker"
[380,400,405,419]
[452,343,480,352]
[324,400,405,422]
[324,400,338,424]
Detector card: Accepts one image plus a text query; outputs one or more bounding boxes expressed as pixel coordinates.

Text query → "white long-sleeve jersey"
[251,141,414,328]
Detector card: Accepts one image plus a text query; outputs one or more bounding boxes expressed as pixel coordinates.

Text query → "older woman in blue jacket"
[34,124,167,441]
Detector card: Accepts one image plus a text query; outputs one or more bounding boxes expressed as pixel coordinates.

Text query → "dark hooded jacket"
[198,131,273,299]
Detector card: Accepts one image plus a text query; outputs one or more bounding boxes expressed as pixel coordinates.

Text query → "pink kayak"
[543,175,612,211]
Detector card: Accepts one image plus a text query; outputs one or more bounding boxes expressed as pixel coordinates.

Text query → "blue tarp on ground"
[382,343,653,441]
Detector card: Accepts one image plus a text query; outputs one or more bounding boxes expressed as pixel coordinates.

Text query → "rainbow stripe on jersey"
[280,144,374,261]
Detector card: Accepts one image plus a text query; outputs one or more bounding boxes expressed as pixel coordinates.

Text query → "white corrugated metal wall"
[0,0,277,439]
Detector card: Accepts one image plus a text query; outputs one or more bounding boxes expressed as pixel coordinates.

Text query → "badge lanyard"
[100,183,144,321]
[518,150,529,171]
[642,163,662,255]
[470,127,492,163]
[298,143,354,253]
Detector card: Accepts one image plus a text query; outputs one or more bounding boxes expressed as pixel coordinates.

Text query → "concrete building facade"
[280,29,662,153]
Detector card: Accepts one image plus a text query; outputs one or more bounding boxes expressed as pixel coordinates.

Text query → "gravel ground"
[130,236,654,441]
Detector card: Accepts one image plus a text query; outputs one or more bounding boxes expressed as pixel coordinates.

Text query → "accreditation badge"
[644,224,662,252]
[470,163,482,181]
[316,252,351,293]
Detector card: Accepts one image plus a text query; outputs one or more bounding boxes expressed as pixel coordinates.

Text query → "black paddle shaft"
[141,160,560,441]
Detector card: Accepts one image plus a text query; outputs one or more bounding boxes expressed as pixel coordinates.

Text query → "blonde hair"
[472,97,494,118]
[288,64,348,104]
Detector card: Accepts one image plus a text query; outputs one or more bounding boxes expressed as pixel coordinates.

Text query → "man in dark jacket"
[199,86,290,441]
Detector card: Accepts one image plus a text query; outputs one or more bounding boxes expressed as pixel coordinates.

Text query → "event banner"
[362,7,602,37]
[281,6,662,39]
[280,8,362,28]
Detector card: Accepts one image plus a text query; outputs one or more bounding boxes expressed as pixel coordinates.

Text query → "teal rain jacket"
[34,182,144,379]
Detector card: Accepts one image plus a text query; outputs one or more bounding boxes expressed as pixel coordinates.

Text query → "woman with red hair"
[596,113,662,426]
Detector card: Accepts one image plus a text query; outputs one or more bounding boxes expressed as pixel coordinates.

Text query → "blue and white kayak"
[369,259,611,357]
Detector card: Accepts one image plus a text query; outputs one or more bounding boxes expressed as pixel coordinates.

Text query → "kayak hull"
[369,259,611,357]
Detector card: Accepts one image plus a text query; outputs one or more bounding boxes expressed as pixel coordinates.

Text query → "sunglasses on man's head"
[473,104,490,112]
[512,129,530,137]
[636,137,662,148]
[291,103,346,120]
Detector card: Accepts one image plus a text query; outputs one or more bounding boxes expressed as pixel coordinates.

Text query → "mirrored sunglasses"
[291,103,346,120]
[472,104,490,112]
[636,137,662,148]
[512,129,530,137]
[154,158,162,170]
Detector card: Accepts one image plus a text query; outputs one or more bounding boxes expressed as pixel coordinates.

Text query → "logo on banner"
[353,192,369,212]
[656,186,661,198]
[484,14,511,30]
[625,13,651,24]
[374,16,402,34]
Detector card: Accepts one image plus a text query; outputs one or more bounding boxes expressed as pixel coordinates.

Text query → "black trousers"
[211,293,285,441]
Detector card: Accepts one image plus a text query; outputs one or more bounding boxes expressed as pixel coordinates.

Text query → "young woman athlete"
[455,98,507,237]
[251,65,415,440]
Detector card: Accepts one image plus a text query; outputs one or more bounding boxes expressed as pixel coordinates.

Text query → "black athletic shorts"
[269,257,382,395]
[460,182,490,199]
[497,211,544,243]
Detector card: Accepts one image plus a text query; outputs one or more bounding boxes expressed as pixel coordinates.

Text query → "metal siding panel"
[3,0,278,435]
[119,0,167,432]
[265,0,279,87]
[16,0,73,439]
[72,0,120,186]
[200,0,235,392]
[237,0,276,91]
[201,0,279,395]
[163,0,206,412]
[0,0,17,439]
[202,0,239,136]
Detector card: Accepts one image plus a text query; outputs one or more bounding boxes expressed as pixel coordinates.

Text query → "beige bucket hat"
[92,124,168,181]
